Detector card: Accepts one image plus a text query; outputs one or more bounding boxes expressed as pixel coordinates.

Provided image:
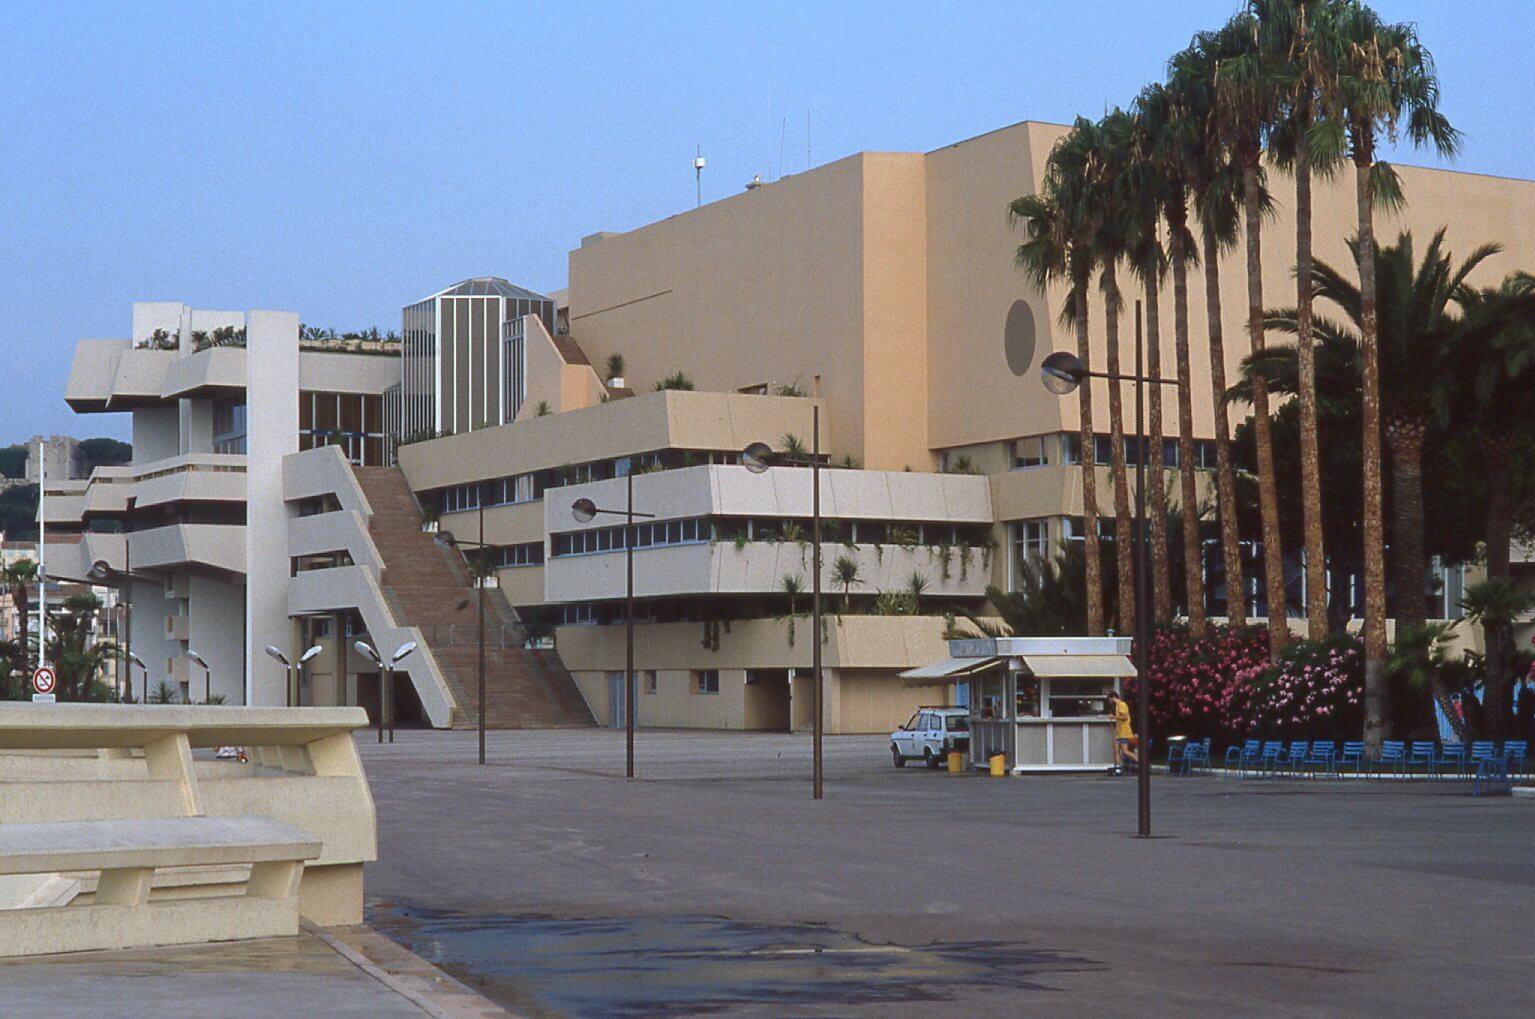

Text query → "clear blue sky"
[2,1,1529,443]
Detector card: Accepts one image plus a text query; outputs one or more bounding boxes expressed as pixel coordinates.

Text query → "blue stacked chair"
[1303,740,1336,778]
[1258,740,1286,777]
[1503,740,1528,777]
[1339,741,1367,776]
[1225,738,1261,776]
[1374,740,1407,777]
[1184,738,1212,774]
[1408,741,1437,778]
[1282,740,1310,778]
[1469,741,1499,774]
[1435,742,1466,777]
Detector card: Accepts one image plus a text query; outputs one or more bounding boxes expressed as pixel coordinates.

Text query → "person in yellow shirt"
[1106,690,1138,775]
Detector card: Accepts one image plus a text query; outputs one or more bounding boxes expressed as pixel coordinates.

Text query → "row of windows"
[492,542,545,568]
[1006,433,1221,471]
[549,516,993,559]
[433,450,741,515]
[552,518,710,557]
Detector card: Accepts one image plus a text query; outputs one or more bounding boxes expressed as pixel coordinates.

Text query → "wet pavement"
[370,903,1097,1016]
[361,728,1535,1014]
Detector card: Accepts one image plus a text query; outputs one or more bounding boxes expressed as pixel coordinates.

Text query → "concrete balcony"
[131,523,245,575]
[130,454,246,509]
[165,614,191,641]
[545,539,991,603]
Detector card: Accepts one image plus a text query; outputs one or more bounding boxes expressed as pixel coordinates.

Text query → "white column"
[244,310,300,706]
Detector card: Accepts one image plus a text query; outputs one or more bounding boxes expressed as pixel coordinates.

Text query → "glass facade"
[212,397,247,454]
[298,391,387,466]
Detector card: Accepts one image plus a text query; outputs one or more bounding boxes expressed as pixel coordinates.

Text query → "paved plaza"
[361,728,1535,1016]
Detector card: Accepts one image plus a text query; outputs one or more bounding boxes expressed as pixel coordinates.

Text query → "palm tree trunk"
[1354,146,1389,754]
[1386,418,1462,740]
[1245,159,1288,657]
[1385,418,1427,636]
[1075,277,1105,636]
[1102,263,1135,636]
[1200,217,1247,628]
[1294,144,1330,641]
[1168,204,1207,635]
[1145,269,1172,624]
[1484,439,1515,739]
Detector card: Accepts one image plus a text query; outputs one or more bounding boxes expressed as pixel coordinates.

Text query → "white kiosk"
[901,636,1136,773]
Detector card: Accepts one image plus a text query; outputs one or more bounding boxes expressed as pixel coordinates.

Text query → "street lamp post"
[184,650,211,704]
[1039,302,1176,838]
[354,640,417,743]
[261,644,320,708]
[438,483,495,765]
[743,405,825,800]
[126,652,148,704]
[572,475,655,780]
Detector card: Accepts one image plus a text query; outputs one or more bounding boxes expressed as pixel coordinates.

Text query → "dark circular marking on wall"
[1004,299,1037,377]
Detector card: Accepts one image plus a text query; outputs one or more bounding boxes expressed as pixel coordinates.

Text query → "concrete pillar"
[244,310,300,706]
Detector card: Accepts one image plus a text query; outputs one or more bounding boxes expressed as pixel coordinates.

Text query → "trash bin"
[947,751,964,773]
[988,753,1007,777]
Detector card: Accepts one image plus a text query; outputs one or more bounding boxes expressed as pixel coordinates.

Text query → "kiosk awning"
[899,656,1004,686]
[1019,655,1137,678]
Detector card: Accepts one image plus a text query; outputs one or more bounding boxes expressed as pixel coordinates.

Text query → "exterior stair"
[352,467,594,729]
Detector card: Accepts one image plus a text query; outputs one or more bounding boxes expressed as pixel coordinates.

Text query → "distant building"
[25,435,84,484]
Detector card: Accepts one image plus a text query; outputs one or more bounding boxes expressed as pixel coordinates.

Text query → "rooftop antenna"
[694,146,706,208]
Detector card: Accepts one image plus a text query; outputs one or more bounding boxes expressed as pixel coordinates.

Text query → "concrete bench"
[0,815,320,957]
[0,704,376,935]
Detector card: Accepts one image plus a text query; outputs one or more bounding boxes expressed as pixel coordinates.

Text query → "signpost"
[32,666,56,704]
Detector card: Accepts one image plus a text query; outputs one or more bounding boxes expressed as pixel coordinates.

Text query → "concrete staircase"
[352,467,594,729]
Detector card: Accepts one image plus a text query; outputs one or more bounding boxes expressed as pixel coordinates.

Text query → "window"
[696,669,720,694]
[1009,519,1049,591]
[644,670,658,694]
[495,542,544,568]
[212,397,247,455]
[1011,436,1049,469]
[561,603,597,625]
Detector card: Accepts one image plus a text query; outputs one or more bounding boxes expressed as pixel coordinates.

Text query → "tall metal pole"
[478,483,486,766]
[124,535,133,703]
[377,662,385,743]
[1135,300,1152,838]
[625,470,636,779]
[811,406,823,801]
[387,663,395,743]
[36,439,46,673]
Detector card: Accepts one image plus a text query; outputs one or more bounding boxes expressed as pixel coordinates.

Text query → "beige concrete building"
[43,119,1535,733]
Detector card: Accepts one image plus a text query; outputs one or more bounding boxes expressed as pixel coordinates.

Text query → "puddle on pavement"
[369,903,1095,1016]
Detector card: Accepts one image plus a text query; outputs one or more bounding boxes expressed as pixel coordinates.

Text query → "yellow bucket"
[947,751,964,773]
[988,753,1007,777]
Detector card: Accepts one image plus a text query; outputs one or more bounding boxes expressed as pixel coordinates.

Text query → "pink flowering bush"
[1230,634,1364,740]
[1125,624,1270,743]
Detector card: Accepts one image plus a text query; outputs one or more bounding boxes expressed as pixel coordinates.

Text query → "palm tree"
[1251,231,1498,640]
[1136,82,1207,634]
[1385,620,1464,742]
[1011,118,1113,635]
[1124,111,1174,624]
[1333,4,1460,749]
[831,555,862,613]
[780,573,804,647]
[1171,36,1248,628]
[1258,0,1345,642]
[1451,277,1535,737]
[1462,580,1535,739]
[2,558,37,677]
[1094,109,1139,637]
[1215,9,1290,653]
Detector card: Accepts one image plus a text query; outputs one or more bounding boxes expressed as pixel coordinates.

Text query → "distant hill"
[0,436,132,539]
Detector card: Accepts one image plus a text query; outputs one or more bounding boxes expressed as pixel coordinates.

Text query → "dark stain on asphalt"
[369,902,1100,1016]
